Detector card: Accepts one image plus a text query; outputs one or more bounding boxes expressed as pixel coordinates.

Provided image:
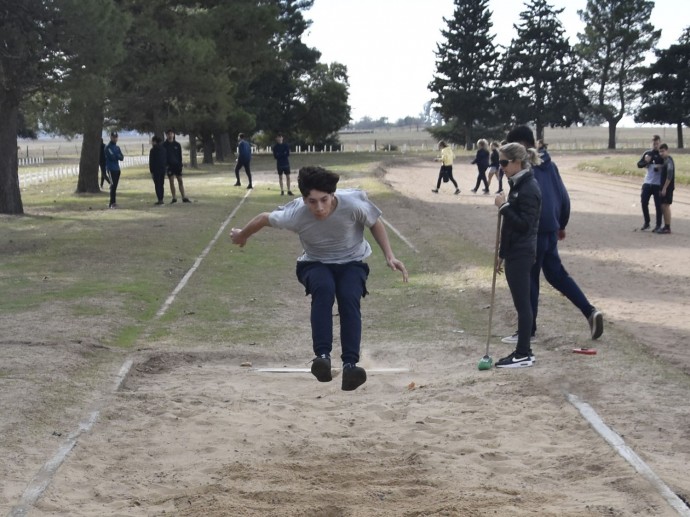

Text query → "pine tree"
[636,27,690,148]
[576,0,660,149]
[428,0,499,148]
[499,0,588,140]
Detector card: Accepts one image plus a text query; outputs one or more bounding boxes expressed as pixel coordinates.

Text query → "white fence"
[18,156,45,166]
[19,156,148,188]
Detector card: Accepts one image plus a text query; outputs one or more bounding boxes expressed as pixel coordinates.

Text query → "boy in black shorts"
[272,134,293,196]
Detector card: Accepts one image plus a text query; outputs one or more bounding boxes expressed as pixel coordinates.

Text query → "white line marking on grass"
[155,189,252,318]
[567,393,690,516]
[9,359,134,517]
[380,216,418,253]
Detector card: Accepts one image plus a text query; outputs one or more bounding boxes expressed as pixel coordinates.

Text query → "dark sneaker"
[588,308,604,340]
[454,188,461,195]
[287,191,294,196]
[482,189,490,194]
[247,184,253,189]
[170,198,177,204]
[495,351,533,368]
[154,200,164,205]
[658,227,671,234]
[342,363,367,391]
[234,182,241,187]
[640,223,650,231]
[652,226,661,233]
[470,188,478,193]
[182,197,191,203]
[280,191,285,196]
[501,332,537,344]
[310,354,332,382]
[431,189,439,193]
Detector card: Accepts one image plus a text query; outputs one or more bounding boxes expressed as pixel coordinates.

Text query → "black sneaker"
[280,191,285,196]
[342,363,367,391]
[234,182,241,187]
[495,351,533,368]
[154,200,164,205]
[652,226,661,233]
[431,189,439,193]
[640,223,650,231]
[170,198,177,204]
[310,354,332,382]
[287,191,294,196]
[182,197,191,203]
[588,308,604,340]
[247,184,253,189]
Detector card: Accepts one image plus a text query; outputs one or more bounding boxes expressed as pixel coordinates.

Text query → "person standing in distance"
[230,166,408,391]
[503,125,603,343]
[234,133,253,189]
[494,143,542,368]
[149,136,167,205]
[637,134,663,232]
[104,131,124,209]
[431,140,460,194]
[657,143,675,234]
[163,129,190,203]
[99,138,109,188]
[272,133,293,196]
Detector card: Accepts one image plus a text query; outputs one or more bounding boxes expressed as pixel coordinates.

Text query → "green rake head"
[477,355,493,371]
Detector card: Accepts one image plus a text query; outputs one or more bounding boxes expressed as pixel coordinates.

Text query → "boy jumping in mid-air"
[230,166,408,391]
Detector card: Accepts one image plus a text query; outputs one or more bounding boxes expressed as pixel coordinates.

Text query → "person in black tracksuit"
[149,136,167,205]
[494,142,542,368]
[164,129,190,203]
[470,138,491,193]
[99,139,109,188]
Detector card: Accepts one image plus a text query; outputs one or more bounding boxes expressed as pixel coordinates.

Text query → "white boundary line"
[9,191,253,516]
[380,216,418,253]
[9,359,134,517]
[567,393,690,516]
[155,189,252,318]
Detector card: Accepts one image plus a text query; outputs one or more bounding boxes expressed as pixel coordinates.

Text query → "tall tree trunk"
[0,96,24,215]
[676,122,684,149]
[188,132,198,168]
[217,132,231,162]
[607,120,618,149]
[76,103,104,193]
[201,132,214,164]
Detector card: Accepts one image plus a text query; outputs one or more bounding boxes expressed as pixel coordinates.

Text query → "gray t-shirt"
[268,188,382,263]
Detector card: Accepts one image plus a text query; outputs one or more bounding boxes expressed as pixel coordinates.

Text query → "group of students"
[638,134,675,234]
[228,124,604,392]
[100,129,190,208]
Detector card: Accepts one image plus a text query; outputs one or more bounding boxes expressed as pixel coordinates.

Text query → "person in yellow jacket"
[432,140,460,195]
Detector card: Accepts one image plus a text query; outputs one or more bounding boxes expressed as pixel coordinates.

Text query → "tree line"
[0,0,350,214]
[429,0,690,151]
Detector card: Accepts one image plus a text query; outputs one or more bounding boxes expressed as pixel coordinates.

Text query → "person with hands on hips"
[493,143,542,368]
[230,166,408,391]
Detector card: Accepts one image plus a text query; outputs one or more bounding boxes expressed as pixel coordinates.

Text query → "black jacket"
[499,169,542,260]
[149,144,167,176]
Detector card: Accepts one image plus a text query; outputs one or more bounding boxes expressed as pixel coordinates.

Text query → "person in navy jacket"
[234,133,253,189]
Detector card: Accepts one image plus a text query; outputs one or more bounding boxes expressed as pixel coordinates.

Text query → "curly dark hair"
[297,166,340,196]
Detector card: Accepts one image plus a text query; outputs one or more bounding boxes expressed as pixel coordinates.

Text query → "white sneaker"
[501,332,537,344]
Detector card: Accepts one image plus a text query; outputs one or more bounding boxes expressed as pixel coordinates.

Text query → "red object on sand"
[572,348,597,355]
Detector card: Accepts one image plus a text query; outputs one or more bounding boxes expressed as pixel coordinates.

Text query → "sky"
[302,0,690,123]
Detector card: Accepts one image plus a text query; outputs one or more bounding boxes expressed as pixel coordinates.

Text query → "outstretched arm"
[369,219,408,282]
[230,212,271,247]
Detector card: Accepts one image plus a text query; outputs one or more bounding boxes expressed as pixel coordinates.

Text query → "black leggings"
[108,170,121,206]
[473,168,489,191]
[235,161,252,185]
[505,254,534,356]
[436,165,458,189]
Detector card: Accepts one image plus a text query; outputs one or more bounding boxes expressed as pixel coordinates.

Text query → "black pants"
[108,170,121,206]
[641,183,661,228]
[473,168,489,191]
[436,165,458,189]
[151,172,166,201]
[505,254,534,356]
[235,160,252,185]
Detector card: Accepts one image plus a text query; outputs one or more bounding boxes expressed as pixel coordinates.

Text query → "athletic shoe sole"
[310,358,332,382]
[342,366,367,391]
[589,310,604,340]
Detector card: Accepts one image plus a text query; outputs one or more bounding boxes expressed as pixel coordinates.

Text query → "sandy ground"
[2,155,690,516]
